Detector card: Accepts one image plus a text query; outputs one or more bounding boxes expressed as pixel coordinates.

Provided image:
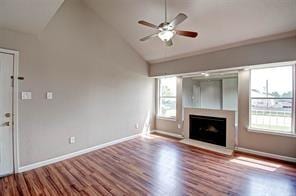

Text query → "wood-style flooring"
[1,134,296,196]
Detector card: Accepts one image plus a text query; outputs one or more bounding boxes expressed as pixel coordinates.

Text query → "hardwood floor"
[1,134,296,196]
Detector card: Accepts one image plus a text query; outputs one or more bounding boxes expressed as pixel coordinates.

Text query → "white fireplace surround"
[181,108,236,155]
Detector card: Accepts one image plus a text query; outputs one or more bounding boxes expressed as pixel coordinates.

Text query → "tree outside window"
[158,77,177,118]
[250,65,294,133]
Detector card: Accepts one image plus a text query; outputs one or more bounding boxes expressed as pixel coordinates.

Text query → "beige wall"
[156,70,296,158]
[152,36,296,158]
[238,70,296,158]
[0,0,154,166]
[155,77,182,135]
[150,37,296,76]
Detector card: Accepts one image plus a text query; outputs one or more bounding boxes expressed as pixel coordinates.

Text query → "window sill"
[156,116,177,122]
[247,127,296,138]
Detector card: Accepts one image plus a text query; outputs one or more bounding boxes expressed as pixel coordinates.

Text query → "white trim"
[151,61,296,78]
[247,127,296,138]
[249,63,296,135]
[151,130,184,139]
[157,77,177,119]
[293,64,296,135]
[235,147,296,163]
[156,116,177,121]
[249,61,296,70]
[0,48,20,174]
[149,31,296,64]
[180,139,233,155]
[18,134,141,173]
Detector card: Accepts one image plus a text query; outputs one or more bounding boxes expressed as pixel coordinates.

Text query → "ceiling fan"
[138,0,198,47]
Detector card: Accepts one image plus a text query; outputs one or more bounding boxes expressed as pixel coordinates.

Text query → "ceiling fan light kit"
[138,0,198,47]
[158,30,175,42]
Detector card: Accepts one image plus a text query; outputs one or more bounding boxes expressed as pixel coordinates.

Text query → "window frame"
[248,64,296,136]
[157,77,177,120]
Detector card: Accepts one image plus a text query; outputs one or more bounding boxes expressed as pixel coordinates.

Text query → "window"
[158,77,177,119]
[250,65,295,134]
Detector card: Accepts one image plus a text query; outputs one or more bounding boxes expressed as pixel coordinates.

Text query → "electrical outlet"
[69,136,75,144]
[46,92,53,99]
[21,92,32,100]
[135,123,139,129]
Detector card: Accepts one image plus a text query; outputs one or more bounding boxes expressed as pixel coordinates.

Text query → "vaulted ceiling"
[0,0,295,63]
[0,0,64,34]
[84,0,296,63]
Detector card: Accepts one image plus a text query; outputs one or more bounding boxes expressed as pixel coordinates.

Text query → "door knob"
[4,122,10,126]
[5,113,11,118]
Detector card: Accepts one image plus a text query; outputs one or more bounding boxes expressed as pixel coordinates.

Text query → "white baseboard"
[235,147,296,163]
[151,130,184,139]
[18,134,141,173]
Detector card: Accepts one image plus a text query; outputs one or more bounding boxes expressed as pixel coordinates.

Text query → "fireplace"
[189,115,226,147]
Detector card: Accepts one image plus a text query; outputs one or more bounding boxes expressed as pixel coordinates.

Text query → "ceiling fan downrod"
[164,0,167,24]
[138,0,198,46]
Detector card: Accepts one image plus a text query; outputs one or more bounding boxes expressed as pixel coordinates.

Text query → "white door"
[0,52,14,176]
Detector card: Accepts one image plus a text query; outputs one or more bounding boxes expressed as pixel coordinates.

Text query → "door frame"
[0,48,19,174]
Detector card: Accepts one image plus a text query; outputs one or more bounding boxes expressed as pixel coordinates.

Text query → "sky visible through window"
[251,66,292,97]
[250,65,294,133]
[160,77,176,97]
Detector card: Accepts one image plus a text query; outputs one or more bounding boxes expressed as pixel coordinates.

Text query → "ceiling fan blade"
[140,33,158,41]
[169,13,187,27]
[138,20,159,29]
[165,39,173,47]
[175,30,198,38]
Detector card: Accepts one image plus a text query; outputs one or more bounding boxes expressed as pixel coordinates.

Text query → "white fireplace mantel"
[181,108,236,155]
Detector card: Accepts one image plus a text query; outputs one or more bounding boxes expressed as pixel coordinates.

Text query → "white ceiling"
[0,0,295,63]
[0,0,64,35]
[84,0,296,63]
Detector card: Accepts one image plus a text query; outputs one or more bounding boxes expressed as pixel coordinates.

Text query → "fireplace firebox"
[189,115,226,147]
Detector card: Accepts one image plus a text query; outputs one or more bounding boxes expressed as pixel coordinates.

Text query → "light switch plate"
[46,92,53,99]
[21,92,32,100]
[69,136,75,144]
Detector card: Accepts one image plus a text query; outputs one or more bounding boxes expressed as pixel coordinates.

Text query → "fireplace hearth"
[189,115,226,147]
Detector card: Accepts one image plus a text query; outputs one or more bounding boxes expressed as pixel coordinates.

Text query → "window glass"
[159,98,176,118]
[158,77,177,118]
[160,77,176,97]
[250,66,294,133]
[251,66,293,98]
